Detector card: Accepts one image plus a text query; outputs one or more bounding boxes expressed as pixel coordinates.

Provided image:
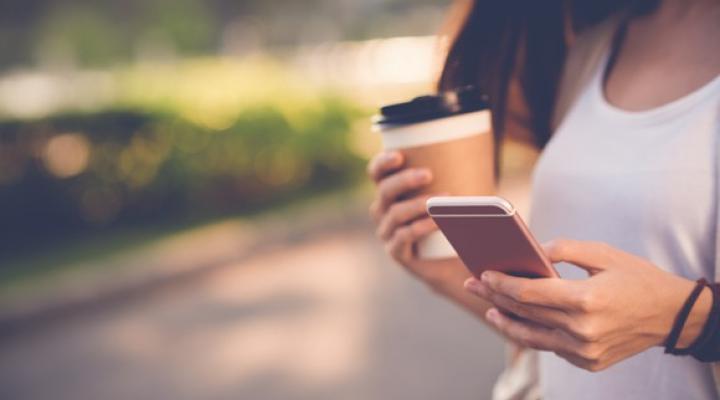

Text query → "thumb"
[542,239,614,276]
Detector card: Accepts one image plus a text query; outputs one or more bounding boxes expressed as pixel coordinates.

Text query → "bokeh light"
[42,133,91,178]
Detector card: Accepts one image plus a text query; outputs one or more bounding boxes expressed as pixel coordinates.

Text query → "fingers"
[370,168,432,221]
[487,307,615,372]
[465,279,574,330]
[542,239,614,275]
[367,150,436,265]
[378,168,432,209]
[555,351,603,372]
[367,151,404,182]
[478,272,583,311]
[386,218,437,262]
[486,308,579,354]
[376,195,436,240]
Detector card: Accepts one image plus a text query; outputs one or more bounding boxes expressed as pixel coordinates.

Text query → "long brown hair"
[438,0,659,153]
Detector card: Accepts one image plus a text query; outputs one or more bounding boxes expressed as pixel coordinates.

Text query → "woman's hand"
[464,239,713,372]
[368,150,459,285]
[367,151,495,319]
[368,151,437,268]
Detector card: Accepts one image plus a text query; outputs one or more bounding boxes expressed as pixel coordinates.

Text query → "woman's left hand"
[465,239,712,372]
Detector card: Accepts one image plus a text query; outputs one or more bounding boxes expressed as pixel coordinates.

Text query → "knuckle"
[378,181,392,204]
[512,288,530,303]
[380,171,413,203]
[503,281,531,303]
[594,241,613,258]
[556,316,576,333]
[515,328,532,345]
[375,212,392,235]
[395,226,412,243]
[411,218,434,236]
[547,238,571,258]
[508,330,527,347]
[389,248,403,263]
[413,197,430,216]
[386,238,403,260]
[490,293,510,311]
[575,291,596,312]
[520,333,540,350]
[375,224,388,240]
[408,220,424,237]
[512,306,530,320]
[573,321,600,343]
[384,241,395,257]
[405,225,421,241]
[487,291,503,304]
[584,360,605,372]
[384,205,398,227]
[369,201,380,220]
[518,334,534,348]
[577,343,602,361]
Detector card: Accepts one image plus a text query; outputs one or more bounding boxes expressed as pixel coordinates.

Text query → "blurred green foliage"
[0,0,449,70]
[0,96,367,261]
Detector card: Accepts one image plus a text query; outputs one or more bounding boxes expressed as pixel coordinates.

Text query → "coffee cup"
[373,87,495,259]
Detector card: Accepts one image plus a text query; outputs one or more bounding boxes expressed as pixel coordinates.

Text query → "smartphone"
[426,196,557,279]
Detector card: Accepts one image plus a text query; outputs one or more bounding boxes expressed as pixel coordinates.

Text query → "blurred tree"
[0,0,451,71]
[0,96,367,262]
[34,4,129,68]
[137,0,214,57]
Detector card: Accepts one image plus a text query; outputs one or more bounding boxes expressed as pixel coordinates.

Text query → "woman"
[368,0,720,399]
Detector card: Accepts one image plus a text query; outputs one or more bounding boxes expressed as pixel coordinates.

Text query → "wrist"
[422,263,461,294]
[411,257,462,290]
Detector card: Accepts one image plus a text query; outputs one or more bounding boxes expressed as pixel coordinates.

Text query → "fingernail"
[486,308,499,323]
[465,279,488,296]
[464,278,481,291]
[481,271,492,283]
[385,152,399,164]
[415,169,432,182]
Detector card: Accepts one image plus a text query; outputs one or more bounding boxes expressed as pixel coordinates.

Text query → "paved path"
[0,228,505,400]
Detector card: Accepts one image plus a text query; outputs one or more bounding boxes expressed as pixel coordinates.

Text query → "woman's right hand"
[367,150,499,323]
[367,151,439,269]
[367,150,477,293]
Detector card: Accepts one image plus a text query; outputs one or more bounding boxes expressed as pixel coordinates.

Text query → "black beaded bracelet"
[664,278,709,355]
[689,283,720,362]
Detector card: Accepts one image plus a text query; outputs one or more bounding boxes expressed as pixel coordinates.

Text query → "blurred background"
[0,1,538,399]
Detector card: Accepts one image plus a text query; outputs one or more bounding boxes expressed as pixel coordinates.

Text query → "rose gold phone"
[427,196,557,279]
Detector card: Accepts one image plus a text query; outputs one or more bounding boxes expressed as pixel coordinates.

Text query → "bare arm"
[367,74,534,322]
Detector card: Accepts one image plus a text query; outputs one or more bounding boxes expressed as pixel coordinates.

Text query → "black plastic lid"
[376,86,489,125]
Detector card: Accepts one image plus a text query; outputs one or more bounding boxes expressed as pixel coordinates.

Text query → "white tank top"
[529,45,720,399]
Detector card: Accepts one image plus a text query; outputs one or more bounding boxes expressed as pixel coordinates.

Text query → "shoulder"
[552,15,624,130]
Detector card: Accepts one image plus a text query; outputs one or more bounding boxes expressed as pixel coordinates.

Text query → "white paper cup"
[373,90,494,259]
